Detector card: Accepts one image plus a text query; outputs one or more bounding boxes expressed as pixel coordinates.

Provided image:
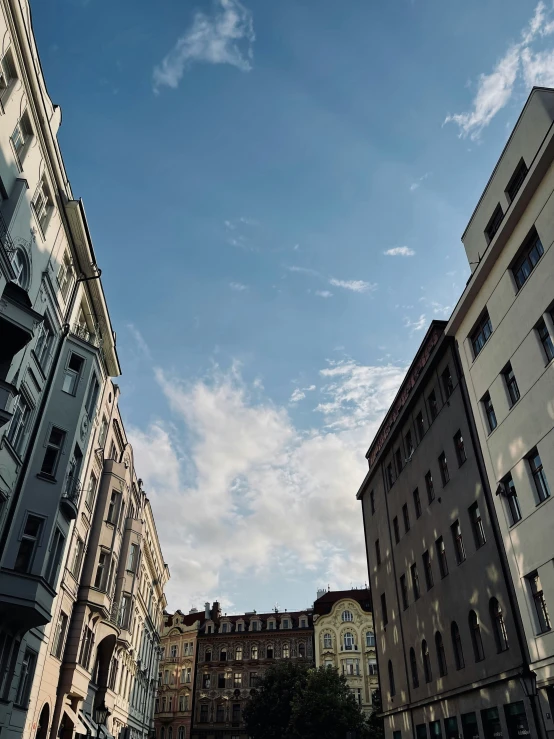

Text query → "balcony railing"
[110,600,120,626]
[71,322,103,349]
[60,476,82,519]
[0,207,16,259]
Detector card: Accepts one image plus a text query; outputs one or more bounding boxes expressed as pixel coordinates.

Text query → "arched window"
[168,728,173,739]
[298,643,305,658]
[178,728,185,739]
[251,645,258,659]
[469,611,485,662]
[344,633,354,650]
[220,648,227,661]
[342,610,353,622]
[160,728,165,739]
[235,646,242,661]
[422,640,432,683]
[409,647,419,688]
[435,631,447,677]
[323,634,332,649]
[388,660,395,697]
[366,631,375,647]
[205,649,212,662]
[282,643,290,658]
[490,598,509,652]
[451,622,465,670]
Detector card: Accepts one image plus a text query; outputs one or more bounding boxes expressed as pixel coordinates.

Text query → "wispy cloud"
[127,323,152,360]
[290,385,316,403]
[153,0,255,92]
[329,278,376,293]
[229,281,248,291]
[444,2,554,139]
[384,246,415,257]
[287,265,321,277]
[409,172,431,192]
[315,290,333,298]
[404,314,427,335]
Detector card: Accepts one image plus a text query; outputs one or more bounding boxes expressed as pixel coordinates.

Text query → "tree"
[366,690,384,739]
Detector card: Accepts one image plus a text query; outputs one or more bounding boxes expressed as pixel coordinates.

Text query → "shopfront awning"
[61,706,87,735]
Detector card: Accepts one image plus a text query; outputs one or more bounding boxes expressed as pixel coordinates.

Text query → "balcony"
[0,568,55,631]
[60,475,82,520]
[0,379,17,429]
[70,322,102,349]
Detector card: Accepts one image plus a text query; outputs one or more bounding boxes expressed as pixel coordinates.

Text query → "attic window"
[506,158,528,203]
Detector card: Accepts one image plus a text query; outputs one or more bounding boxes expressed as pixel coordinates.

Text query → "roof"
[164,611,206,628]
[313,589,372,616]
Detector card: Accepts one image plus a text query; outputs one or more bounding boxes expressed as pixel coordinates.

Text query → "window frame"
[451,520,466,565]
[504,474,522,526]
[14,514,44,574]
[402,503,410,533]
[425,471,435,504]
[438,452,449,486]
[454,430,467,467]
[400,574,409,610]
[436,536,448,579]
[469,502,486,549]
[528,449,550,504]
[484,203,504,244]
[537,319,554,363]
[512,228,544,291]
[505,158,528,203]
[482,392,497,433]
[503,364,520,406]
[413,487,422,518]
[410,563,421,601]
[471,311,493,359]
[423,550,434,590]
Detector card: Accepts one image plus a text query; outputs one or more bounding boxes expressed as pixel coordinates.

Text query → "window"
[98,416,108,447]
[32,176,53,233]
[267,646,273,658]
[282,643,290,658]
[451,622,464,670]
[436,537,448,578]
[11,112,32,163]
[45,528,65,586]
[388,660,395,697]
[386,462,394,490]
[405,430,414,458]
[429,721,442,739]
[52,611,68,659]
[393,516,400,544]
[485,204,504,243]
[422,551,433,590]
[14,648,36,707]
[9,247,30,289]
[416,726,428,739]
[85,472,98,511]
[107,491,119,523]
[528,448,550,503]
[413,488,422,518]
[454,430,466,466]
[425,471,434,503]
[506,158,528,202]
[94,551,107,589]
[435,632,447,677]
[482,393,497,433]
[57,251,75,301]
[323,633,333,649]
[375,539,381,565]
[199,705,208,723]
[368,658,377,675]
[366,631,375,647]
[62,352,84,395]
[202,673,211,689]
[344,632,354,650]
[400,574,409,610]
[40,426,66,477]
[79,626,94,669]
[6,393,32,455]
[178,727,185,739]
[451,520,466,564]
[0,48,17,101]
[422,640,432,683]
[170,644,177,659]
[411,563,420,600]
[70,536,85,579]
[251,644,258,659]
[34,316,54,371]
[528,571,551,633]
[395,448,403,476]
[236,646,242,660]
[232,703,241,723]
[221,622,228,633]
[469,611,484,661]
[381,593,388,626]
[220,648,227,661]
[428,390,438,420]
[503,364,520,405]
[85,374,100,418]
[251,620,259,631]
[216,703,225,722]
[342,610,353,622]
[268,620,275,630]
[442,366,453,398]
[415,411,425,442]
[409,647,419,688]
[504,474,522,525]
[402,503,410,533]
[14,515,43,573]
[490,598,509,652]
[282,618,290,628]
[472,312,493,357]
[370,490,375,514]
[438,452,449,485]
[537,319,554,362]
[513,229,544,290]
[469,502,486,549]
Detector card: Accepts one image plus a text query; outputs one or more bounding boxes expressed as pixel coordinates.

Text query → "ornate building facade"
[191,602,314,739]
[312,589,378,715]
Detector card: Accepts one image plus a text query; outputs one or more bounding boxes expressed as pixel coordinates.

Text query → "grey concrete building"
[447,86,554,738]
[357,323,539,739]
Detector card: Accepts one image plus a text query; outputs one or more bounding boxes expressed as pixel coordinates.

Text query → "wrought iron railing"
[62,475,82,506]
[0,206,16,258]
[71,322,103,348]
[109,599,120,625]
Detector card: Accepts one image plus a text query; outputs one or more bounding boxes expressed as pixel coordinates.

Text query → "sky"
[31,0,554,614]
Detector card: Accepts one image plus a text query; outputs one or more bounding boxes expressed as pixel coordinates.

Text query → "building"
[21,390,169,739]
[191,602,314,739]
[357,323,539,739]
[154,610,206,739]
[312,588,378,715]
[446,85,554,738]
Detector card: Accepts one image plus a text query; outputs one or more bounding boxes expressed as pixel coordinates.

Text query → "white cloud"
[315,290,333,298]
[287,265,321,277]
[126,323,152,360]
[328,278,376,293]
[384,246,415,257]
[409,172,431,192]
[153,0,255,92]
[290,385,316,403]
[229,281,248,291]
[404,314,427,335]
[444,2,554,139]
[128,361,405,610]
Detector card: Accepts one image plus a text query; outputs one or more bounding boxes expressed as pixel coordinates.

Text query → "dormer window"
[300,618,307,628]
[237,622,244,632]
[251,621,259,632]
[282,619,290,629]
[221,622,229,633]
[268,620,275,630]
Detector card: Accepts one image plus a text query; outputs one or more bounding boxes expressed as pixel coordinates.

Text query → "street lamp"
[520,667,538,699]
[94,702,110,728]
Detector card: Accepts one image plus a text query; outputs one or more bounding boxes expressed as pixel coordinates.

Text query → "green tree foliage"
[244,662,375,739]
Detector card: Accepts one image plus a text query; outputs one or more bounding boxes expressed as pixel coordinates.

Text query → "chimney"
[316,588,326,601]
[204,602,210,619]
[212,601,221,620]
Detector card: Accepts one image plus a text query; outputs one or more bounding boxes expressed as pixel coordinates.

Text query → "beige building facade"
[312,589,378,715]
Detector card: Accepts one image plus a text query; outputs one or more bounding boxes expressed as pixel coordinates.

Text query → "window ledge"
[534,496,551,509]
[36,472,57,484]
[2,437,22,466]
[536,628,552,636]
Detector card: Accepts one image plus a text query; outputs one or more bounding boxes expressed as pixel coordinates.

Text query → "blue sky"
[32,0,554,613]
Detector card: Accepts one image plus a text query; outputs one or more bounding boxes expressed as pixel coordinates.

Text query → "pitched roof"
[313,589,372,615]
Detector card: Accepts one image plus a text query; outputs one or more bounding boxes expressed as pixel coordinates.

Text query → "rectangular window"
[85,472,98,510]
[429,721,442,739]
[14,648,36,707]
[410,563,420,600]
[216,704,225,722]
[485,204,504,243]
[233,672,242,688]
[370,490,375,514]
[400,574,409,610]
[94,551,107,589]
[386,462,394,490]
[405,430,414,458]
[393,516,400,544]
[504,474,522,525]
[107,491,119,523]
[441,366,453,398]
[428,390,438,420]
[98,416,108,447]
[483,393,497,433]
[503,363,520,406]
[202,673,211,689]
[528,571,551,633]
[232,703,241,722]
[85,374,100,418]
[469,502,486,549]
[381,593,388,626]
[425,471,434,503]
[436,536,448,578]
[11,111,32,163]
[537,319,554,362]
[119,595,132,629]
[6,393,32,455]
[395,448,403,476]
[32,176,53,233]
[506,158,528,202]
[451,520,466,564]
[57,252,74,301]
[62,352,84,395]
[45,528,65,586]
[529,448,550,503]
[375,539,381,566]
[70,536,85,579]
[0,48,17,101]
[454,430,467,466]
[413,488,422,518]
[14,515,43,573]
[250,672,258,687]
[402,503,410,533]
[423,550,433,590]
[128,543,139,572]
[40,426,66,477]
[52,611,68,659]
[438,452,449,486]
[34,317,54,371]
[513,229,544,290]
[200,705,208,723]
[415,411,425,442]
[472,312,493,357]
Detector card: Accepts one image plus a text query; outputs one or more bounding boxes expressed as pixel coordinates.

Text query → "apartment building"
[191,602,314,739]
[154,610,206,739]
[446,86,554,738]
[358,323,538,739]
[312,588,378,715]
